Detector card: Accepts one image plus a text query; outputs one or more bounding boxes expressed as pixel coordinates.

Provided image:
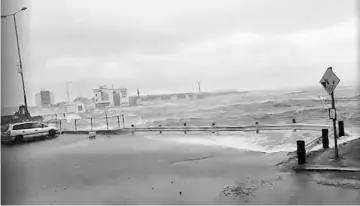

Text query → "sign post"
[320,67,340,159]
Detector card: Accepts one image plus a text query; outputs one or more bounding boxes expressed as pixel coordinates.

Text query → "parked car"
[1,121,61,144]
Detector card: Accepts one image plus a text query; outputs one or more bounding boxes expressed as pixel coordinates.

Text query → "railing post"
[131,124,134,135]
[122,114,125,128]
[105,113,109,130]
[338,121,345,137]
[75,119,77,131]
[322,129,329,149]
[90,118,93,131]
[255,122,259,134]
[117,116,120,128]
[296,140,306,165]
[184,122,187,134]
[159,125,162,134]
[292,118,296,132]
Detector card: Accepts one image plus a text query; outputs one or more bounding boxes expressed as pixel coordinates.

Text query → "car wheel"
[48,129,56,138]
[13,135,23,144]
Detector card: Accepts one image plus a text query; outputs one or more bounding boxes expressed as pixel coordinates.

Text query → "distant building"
[35,89,55,108]
[65,102,86,114]
[93,86,129,108]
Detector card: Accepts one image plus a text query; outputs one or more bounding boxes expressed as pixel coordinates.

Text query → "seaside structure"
[64,101,86,114]
[93,86,129,108]
[35,89,55,108]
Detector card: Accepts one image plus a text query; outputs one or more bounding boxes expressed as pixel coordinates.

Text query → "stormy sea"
[46,85,360,154]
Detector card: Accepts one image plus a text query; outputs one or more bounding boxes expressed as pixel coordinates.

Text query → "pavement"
[1,133,360,205]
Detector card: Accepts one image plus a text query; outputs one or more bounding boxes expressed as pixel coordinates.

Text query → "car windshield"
[1,125,10,133]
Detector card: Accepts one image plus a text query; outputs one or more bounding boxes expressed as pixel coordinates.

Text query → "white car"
[1,121,61,144]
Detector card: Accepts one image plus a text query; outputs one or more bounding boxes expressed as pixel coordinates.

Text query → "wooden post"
[322,129,329,149]
[159,125,162,134]
[90,118,93,131]
[296,140,306,165]
[75,119,77,131]
[184,122,187,134]
[117,116,120,128]
[255,122,259,134]
[131,124,134,135]
[105,113,109,130]
[338,120,345,137]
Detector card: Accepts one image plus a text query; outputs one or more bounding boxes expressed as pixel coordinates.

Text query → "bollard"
[75,119,77,131]
[89,131,96,140]
[322,129,329,149]
[117,116,120,128]
[159,125,162,134]
[90,118,93,131]
[212,122,215,133]
[255,122,259,134]
[184,122,187,134]
[296,140,306,165]
[338,121,345,137]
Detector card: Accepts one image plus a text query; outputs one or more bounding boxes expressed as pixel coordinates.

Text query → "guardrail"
[44,114,126,131]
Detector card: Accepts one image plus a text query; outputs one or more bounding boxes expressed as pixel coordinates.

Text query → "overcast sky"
[1,0,358,106]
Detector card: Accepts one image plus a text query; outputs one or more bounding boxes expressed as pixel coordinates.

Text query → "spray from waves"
[144,129,360,155]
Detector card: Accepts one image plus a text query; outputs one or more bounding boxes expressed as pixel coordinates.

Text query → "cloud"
[1,0,358,106]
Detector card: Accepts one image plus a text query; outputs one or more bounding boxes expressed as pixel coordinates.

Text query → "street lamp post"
[2,7,29,116]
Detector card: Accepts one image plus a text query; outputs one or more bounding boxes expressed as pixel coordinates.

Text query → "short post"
[90,118,93,131]
[159,125,162,134]
[184,122,187,134]
[292,118,296,132]
[255,122,259,134]
[59,120,62,131]
[117,116,120,128]
[75,119,77,131]
[63,113,66,117]
[322,129,329,149]
[122,114,125,128]
[338,121,345,137]
[212,122,215,133]
[131,124,134,135]
[105,113,109,130]
[296,140,306,165]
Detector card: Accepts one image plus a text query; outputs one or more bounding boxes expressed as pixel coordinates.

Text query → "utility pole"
[66,81,72,102]
[2,7,29,116]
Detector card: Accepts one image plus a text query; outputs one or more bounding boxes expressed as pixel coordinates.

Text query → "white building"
[93,86,129,108]
[65,102,86,114]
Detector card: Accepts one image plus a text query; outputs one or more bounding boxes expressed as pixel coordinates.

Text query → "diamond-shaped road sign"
[320,67,340,95]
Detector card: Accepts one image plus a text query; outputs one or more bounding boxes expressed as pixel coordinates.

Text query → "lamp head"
[21,7,27,11]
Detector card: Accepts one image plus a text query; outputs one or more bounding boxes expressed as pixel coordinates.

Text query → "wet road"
[2,134,360,205]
